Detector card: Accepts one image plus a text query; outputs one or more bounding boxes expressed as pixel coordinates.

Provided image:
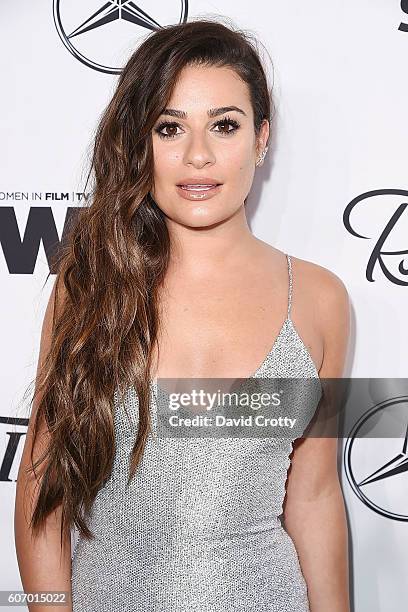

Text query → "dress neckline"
[150,316,319,393]
[149,252,319,391]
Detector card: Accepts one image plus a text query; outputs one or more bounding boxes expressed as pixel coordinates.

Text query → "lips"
[176,177,222,187]
[175,181,222,201]
[178,184,219,190]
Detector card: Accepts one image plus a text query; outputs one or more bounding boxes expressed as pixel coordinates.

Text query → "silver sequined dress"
[71,253,321,611]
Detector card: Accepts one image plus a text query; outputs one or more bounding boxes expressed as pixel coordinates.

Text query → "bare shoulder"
[259,242,348,301]
[290,254,351,376]
[290,254,349,309]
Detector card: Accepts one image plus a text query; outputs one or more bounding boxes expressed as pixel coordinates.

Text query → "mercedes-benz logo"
[53,0,189,74]
[344,396,408,521]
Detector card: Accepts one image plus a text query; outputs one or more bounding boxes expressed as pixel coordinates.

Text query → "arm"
[282,269,351,612]
[14,276,73,612]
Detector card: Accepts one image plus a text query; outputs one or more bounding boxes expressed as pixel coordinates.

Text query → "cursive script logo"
[343,189,408,285]
[53,0,189,74]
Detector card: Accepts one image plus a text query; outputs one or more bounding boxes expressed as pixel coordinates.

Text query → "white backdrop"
[1,1,408,610]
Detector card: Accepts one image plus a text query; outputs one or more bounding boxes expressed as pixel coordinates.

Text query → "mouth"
[176,184,222,191]
[175,182,223,201]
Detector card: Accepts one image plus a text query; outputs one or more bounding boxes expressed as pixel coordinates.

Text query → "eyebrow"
[159,106,247,119]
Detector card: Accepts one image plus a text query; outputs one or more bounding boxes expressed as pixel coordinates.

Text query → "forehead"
[167,64,252,113]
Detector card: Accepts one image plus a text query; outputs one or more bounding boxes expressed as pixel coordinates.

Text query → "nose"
[183,133,216,168]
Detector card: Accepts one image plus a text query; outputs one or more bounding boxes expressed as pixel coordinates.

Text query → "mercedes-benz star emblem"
[344,396,408,521]
[53,0,189,74]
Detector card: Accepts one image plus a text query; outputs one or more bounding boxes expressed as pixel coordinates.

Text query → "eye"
[154,121,183,140]
[212,116,240,136]
[153,115,241,140]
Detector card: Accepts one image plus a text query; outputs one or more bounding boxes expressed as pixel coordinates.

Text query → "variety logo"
[53,0,189,73]
[0,416,28,483]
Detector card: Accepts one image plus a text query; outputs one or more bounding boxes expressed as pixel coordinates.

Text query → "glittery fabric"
[71,254,321,611]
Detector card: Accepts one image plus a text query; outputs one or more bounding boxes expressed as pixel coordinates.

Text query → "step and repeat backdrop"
[1,1,408,611]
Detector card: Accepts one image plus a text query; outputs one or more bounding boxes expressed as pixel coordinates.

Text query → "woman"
[15,18,351,612]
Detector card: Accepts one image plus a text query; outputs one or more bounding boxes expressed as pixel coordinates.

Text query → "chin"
[178,208,235,229]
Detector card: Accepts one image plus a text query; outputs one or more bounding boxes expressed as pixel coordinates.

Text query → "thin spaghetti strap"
[285,253,293,320]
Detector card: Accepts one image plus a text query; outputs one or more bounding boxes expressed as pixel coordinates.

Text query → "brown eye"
[216,120,233,134]
[154,116,240,140]
[154,121,182,139]
[212,116,240,136]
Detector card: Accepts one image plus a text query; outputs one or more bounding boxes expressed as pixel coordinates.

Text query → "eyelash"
[154,115,241,140]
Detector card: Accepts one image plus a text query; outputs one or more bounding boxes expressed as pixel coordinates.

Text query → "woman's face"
[150,64,269,227]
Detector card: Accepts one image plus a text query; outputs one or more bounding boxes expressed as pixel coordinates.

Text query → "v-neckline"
[246,317,290,379]
[151,252,295,389]
[150,316,292,389]
[149,315,319,395]
[243,316,319,379]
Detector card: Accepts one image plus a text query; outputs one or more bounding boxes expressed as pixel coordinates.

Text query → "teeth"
[180,185,217,191]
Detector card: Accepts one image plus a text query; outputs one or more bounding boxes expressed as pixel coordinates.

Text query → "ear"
[256,119,270,157]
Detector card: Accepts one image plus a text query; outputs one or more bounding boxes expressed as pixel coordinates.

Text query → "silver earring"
[256,145,268,167]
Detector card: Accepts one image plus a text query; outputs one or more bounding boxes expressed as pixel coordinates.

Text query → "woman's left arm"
[283,269,351,612]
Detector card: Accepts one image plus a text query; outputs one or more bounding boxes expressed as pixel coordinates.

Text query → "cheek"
[221,141,254,170]
[153,150,182,184]
[231,157,255,179]
[153,140,181,162]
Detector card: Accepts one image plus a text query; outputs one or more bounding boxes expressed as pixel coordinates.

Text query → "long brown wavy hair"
[26,16,273,545]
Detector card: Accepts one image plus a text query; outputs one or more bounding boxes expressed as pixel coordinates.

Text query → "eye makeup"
[154,114,241,140]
